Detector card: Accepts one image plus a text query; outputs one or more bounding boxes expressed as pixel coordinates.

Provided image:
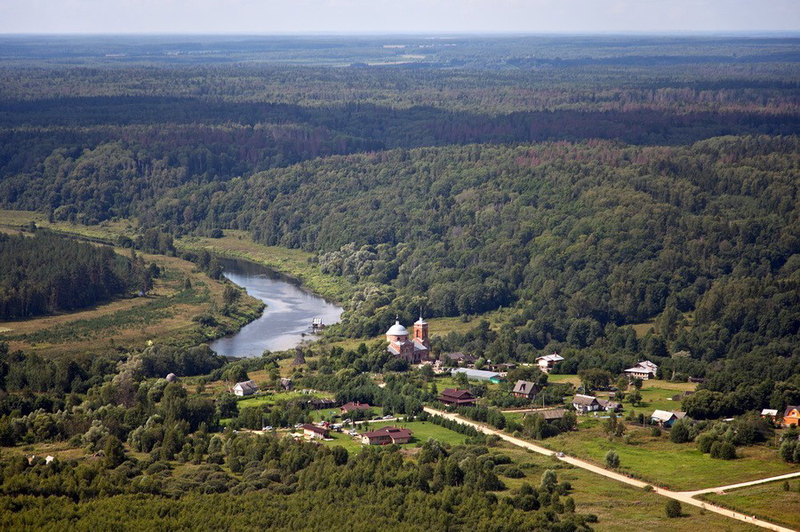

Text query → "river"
[209,257,343,358]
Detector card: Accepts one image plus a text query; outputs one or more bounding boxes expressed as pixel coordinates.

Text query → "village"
[220,316,800,470]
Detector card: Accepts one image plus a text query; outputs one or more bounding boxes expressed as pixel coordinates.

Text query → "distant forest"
[0,35,798,415]
[0,231,137,319]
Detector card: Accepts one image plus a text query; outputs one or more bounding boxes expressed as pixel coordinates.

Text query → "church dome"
[386,320,408,336]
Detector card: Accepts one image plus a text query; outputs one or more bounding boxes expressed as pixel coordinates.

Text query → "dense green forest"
[0,35,798,530]
[0,231,142,319]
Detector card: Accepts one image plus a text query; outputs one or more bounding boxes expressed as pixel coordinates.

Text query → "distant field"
[701,480,800,530]
[542,425,799,491]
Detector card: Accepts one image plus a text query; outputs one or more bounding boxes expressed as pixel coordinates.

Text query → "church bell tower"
[414,315,429,349]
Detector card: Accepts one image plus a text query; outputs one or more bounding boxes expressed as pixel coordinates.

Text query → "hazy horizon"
[2,0,799,35]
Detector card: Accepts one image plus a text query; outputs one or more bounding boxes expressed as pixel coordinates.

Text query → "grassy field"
[700,480,800,529]
[547,374,581,386]
[496,445,760,532]
[0,226,262,354]
[237,391,333,409]
[542,424,800,491]
[635,380,697,412]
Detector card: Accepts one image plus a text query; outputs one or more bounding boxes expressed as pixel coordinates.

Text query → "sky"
[1,0,799,35]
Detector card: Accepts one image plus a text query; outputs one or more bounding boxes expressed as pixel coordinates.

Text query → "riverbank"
[178,231,356,306]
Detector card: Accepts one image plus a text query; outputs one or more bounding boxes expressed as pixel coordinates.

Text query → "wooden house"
[437,388,477,406]
[572,394,601,413]
[233,380,258,397]
[361,426,413,445]
[512,380,541,400]
[784,405,800,427]
[651,410,687,427]
[340,401,372,415]
[302,424,329,440]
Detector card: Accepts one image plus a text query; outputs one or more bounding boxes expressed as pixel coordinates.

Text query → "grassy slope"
[700,480,800,530]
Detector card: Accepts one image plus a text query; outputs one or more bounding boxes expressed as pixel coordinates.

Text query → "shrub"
[665,499,682,518]
[605,450,620,469]
[503,467,525,478]
[709,441,722,458]
[696,432,716,453]
[718,441,737,460]
[669,420,690,444]
[650,426,661,437]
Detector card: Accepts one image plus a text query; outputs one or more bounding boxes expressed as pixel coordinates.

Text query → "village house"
[487,362,517,372]
[233,380,258,397]
[302,424,330,440]
[524,408,568,422]
[572,394,602,413]
[386,316,429,364]
[361,426,413,445]
[452,368,502,383]
[783,405,800,427]
[340,401,372,415]
[512,380,541,400]
[307,398,337,410]
[536,353,564,373]
[624,360,658,380]
[650,410,687,427]
[442,352,476,366]
[597,398,623,412]
[437,388,477,406]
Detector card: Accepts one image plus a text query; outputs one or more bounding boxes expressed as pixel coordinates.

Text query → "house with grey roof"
[512,380,541,400]
[572,394,602,413]
[233,380,258,397]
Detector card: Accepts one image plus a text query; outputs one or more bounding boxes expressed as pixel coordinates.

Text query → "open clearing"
[497,446,760,532]
[701,480,800,530]
[541,424,799,491]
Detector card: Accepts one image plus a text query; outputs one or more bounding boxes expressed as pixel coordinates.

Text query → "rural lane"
[423,407,797,532]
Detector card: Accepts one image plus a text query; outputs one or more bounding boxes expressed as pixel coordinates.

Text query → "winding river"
[209,257,343,358]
